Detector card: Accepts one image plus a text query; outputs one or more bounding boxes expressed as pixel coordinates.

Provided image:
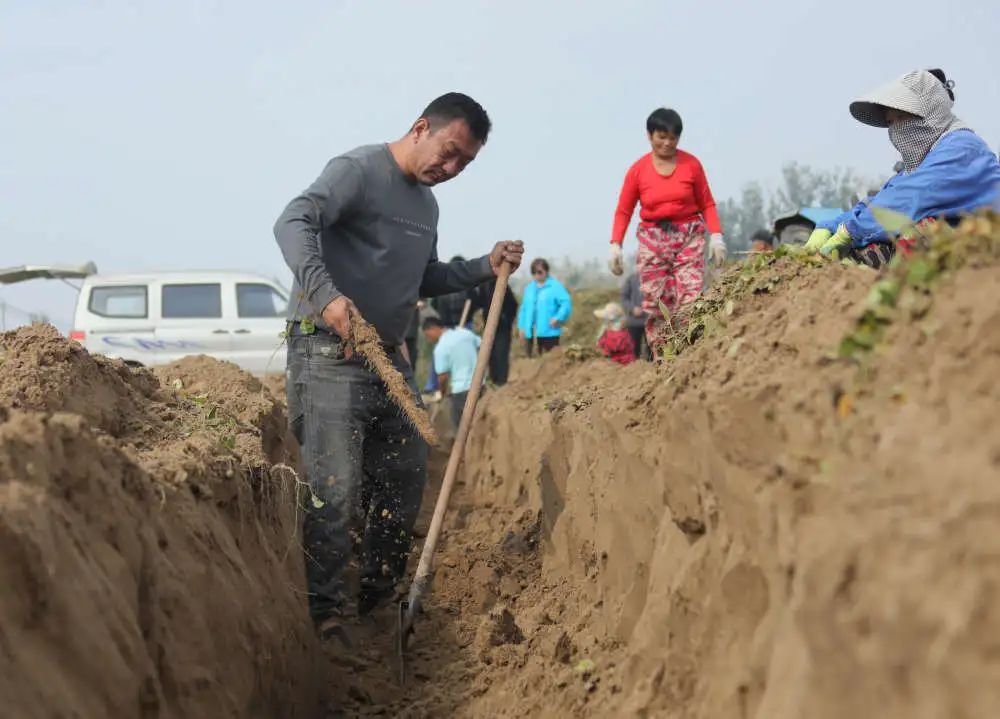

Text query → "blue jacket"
[517,277,572,339]
[819,130,1000,247]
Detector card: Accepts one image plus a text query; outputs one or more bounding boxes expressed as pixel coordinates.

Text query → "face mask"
[888,117,941,171]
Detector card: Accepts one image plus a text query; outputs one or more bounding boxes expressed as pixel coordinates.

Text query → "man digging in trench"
[274,93,523,639]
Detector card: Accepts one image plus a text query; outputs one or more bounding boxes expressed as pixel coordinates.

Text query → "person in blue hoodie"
[805,68,1000,268]
[517,258,572,356]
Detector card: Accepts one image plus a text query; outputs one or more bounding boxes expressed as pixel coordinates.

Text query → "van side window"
[236,283,287,318]
[162,284,222,319]
[89,285,148,318]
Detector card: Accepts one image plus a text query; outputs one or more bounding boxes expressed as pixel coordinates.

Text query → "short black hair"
[449,255,466,262]
[420,93,492,144]
[647,108,683,136]
[750,228,773,246]
[421,316,445,331]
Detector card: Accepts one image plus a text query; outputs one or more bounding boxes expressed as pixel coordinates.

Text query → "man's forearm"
[420,255,493,297]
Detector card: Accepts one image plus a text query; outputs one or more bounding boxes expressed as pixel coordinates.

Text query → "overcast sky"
[2,0,998,330]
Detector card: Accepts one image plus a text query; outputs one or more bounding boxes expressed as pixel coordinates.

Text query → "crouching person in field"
[594,302,635,366]
[422,316,482,430]
[804,68,1000,266]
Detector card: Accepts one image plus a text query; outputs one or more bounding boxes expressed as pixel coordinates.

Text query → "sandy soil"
[3,223,999,719]
[321,245,1000,717]
[0,328,321,718]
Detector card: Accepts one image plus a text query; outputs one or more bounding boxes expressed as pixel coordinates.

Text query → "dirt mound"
[261,372,289,408]
[0,328,320,718]
[322,226,1000,718]
[153,355,293,465]
[0,325,161,437]
[448,241,1000,717]
[7,223,998,718]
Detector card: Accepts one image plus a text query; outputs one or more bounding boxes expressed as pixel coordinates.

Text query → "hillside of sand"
[324,218,1000,718]
[2,216,999,719]
[0,329,321,718]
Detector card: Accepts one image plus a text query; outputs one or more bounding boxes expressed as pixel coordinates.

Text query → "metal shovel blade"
[396,600,411,685]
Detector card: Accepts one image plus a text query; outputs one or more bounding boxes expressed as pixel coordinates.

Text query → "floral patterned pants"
[636,220,706,351]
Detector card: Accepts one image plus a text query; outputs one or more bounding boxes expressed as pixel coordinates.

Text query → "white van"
[70,271,289,374]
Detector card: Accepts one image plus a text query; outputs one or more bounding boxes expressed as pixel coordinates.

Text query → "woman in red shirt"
[609,108,726,353]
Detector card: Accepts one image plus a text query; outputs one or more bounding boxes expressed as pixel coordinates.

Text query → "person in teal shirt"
[423,316,482,429]
[516,258,572,356]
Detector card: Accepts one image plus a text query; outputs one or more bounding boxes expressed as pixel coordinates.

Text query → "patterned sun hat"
[849,70,953,128]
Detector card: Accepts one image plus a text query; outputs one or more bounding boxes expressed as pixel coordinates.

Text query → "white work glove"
[608,243,624,276]
[709,233,727,267]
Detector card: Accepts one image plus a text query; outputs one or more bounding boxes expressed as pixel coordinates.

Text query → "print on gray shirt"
[274,144,493,345]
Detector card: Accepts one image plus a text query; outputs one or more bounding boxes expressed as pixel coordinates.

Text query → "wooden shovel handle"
[403,262,512,622]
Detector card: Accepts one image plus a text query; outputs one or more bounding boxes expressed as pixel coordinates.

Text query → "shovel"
[397,262,512,683]
[458,297,472,328]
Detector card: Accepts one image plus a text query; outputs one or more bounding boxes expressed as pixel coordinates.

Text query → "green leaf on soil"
[866,278,901,308]
[905,259,938,287]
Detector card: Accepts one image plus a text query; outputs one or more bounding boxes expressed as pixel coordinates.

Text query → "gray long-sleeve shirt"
[274,144,494,345]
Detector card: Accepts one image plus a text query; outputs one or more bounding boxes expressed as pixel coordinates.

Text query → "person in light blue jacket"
[804,68,1000,268]
[517,258,572,356]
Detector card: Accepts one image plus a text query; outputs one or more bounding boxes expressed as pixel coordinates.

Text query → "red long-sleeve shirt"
[611,150,722,245]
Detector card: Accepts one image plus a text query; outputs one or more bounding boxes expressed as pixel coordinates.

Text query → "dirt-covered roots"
[350,315,439,446]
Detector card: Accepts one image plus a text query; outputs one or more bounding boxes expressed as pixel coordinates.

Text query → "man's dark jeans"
[286,326,427,622]
[449,391,468,430]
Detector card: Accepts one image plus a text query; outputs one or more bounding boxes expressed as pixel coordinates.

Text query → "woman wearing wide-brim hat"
[804,68,1000,267]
